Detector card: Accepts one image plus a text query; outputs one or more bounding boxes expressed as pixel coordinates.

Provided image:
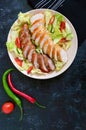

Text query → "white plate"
[7,9,78,79]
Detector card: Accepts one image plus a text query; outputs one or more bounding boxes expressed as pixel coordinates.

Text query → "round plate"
[7,9,78,79]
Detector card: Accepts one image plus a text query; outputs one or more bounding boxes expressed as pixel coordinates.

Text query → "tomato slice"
[15,37,21,48]
[60,21,66,32]
[2,102,14,114]
[15,57,23,67]
[27,66,33,74]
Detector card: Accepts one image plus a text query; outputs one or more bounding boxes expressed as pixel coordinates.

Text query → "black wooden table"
[0,0,86,130]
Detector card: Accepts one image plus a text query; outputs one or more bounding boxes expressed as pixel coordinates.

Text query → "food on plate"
[30,13,67,63]
[19,23,55,73]
[6,10,73,74]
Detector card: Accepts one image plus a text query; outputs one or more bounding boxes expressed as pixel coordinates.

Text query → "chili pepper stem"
[19,106,23,121]
[35,101,46,109]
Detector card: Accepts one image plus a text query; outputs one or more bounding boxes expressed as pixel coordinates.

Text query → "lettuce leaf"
[66,33,73,40]
[6,41,16,52]
[55,13,64,22]
[63,41,72,50]
[18,12,30,25]
[36,46,43,54]
[45,10,52,29]
[6,41,23,58]
[55,61,64,71]
[19,60,32,71]
[11,12,30,32]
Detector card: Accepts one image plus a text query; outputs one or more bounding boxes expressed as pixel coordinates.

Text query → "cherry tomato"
[15,37,21,48]
[15,57,23,67]
[2,102,14,114]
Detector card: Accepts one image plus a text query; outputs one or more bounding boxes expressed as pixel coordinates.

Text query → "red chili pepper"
[15,57,23,67]
[60,21,66,32]
[15,37,21,48]
[60,38,67,43]
[27,66,33,74]
[49,15,55,24]
[8,73,46,108]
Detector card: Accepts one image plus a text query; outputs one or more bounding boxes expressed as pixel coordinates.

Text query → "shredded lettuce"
[31,68,46,75]
[48,24,53,32]
[55,13,64,22]
[36,46,43,54]
[6,41,18,56]
[11,12,30,32]
[63,41,72,50]
[66,33,73,40]
[6,41,23,58]
[20,60,32,71]
[6,26,22,57]
[63,22,73,40]
[18,12,30,25]
[55,61,64,71]
[10,30,19,41]
[65,22,71,33]
[53,34,63,44]
[45,11,73,50]
[6,41,16,52]
[53,38,60,44]
[45,10,52,29]
[48,13,64,41]
[51,33,62,41]
[16,48,22,54]
[11,21,21,31]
